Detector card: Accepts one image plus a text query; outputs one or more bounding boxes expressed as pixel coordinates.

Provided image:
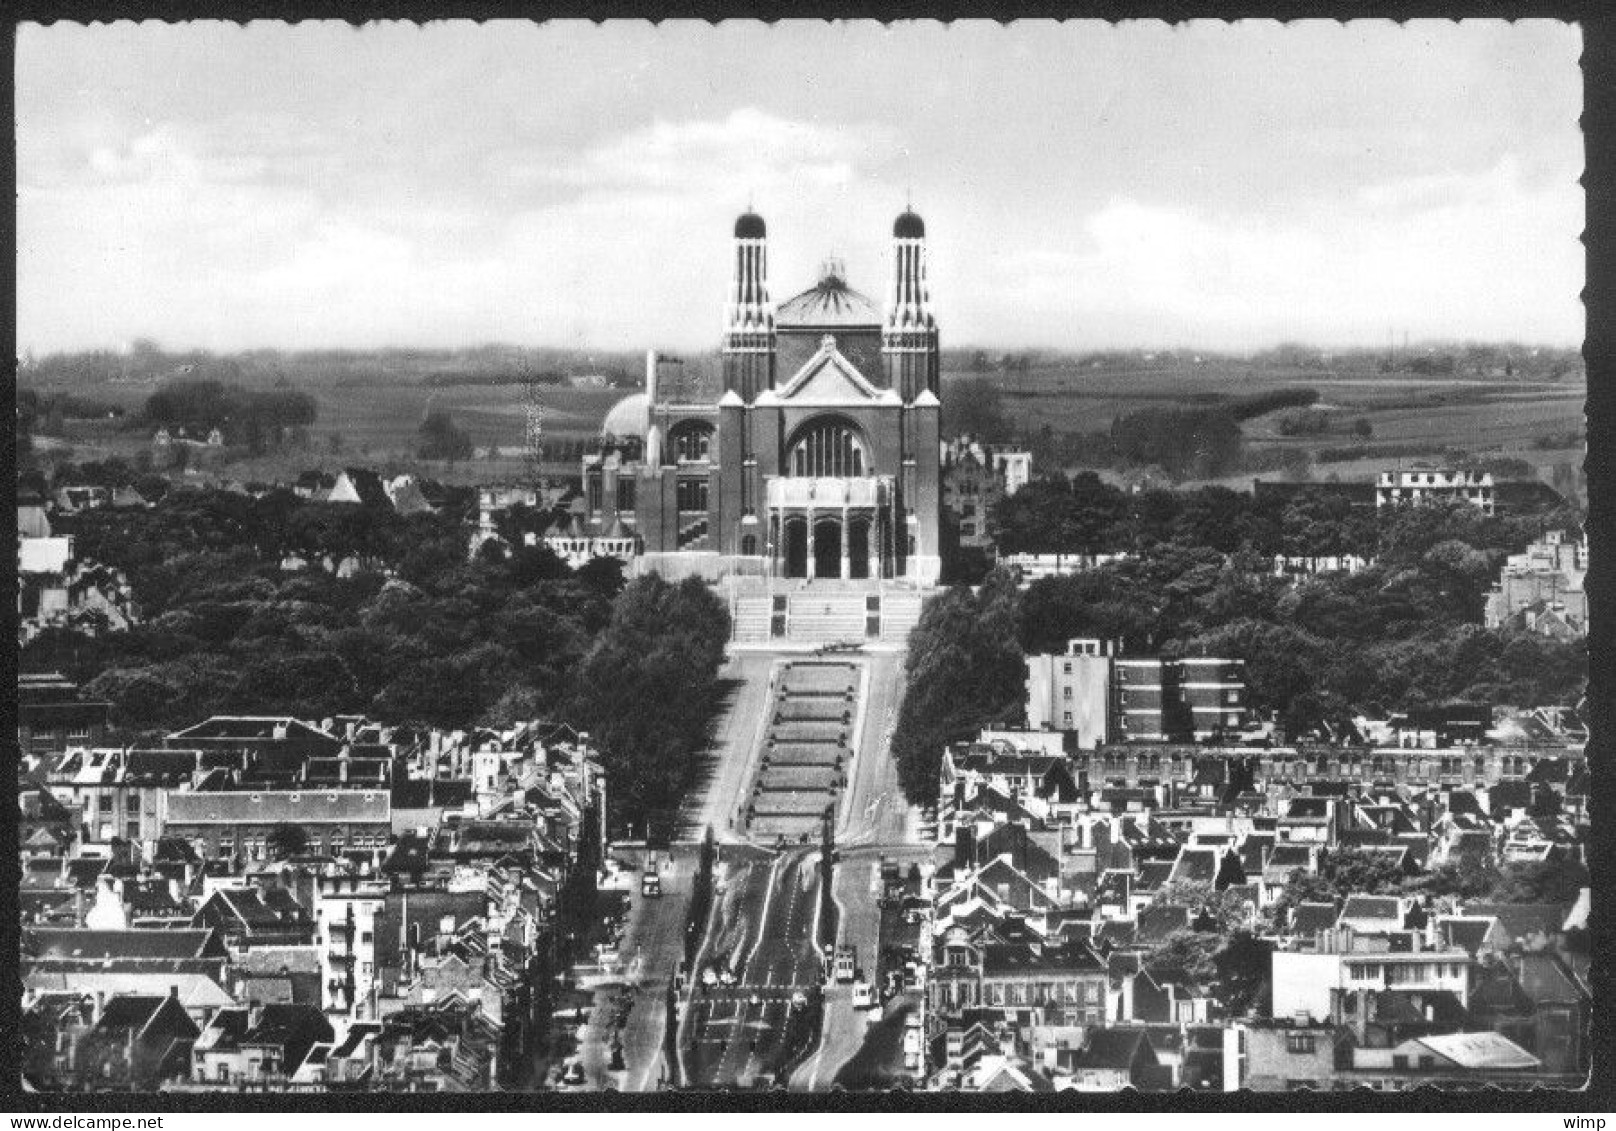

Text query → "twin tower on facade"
[587,207,943,584]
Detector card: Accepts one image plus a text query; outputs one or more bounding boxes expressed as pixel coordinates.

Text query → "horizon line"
[17,336,1587,363]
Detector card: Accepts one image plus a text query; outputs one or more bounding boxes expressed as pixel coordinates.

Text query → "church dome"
[734,211,767,239]
[601,392,650,439]
[893,209,926,238]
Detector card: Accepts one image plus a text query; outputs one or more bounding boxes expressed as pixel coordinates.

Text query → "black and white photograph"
[10,18,1596,1103]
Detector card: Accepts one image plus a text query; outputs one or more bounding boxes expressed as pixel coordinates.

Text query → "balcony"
[766,476,889,510]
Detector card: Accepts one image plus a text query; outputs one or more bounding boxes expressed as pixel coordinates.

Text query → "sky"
[16,20,1585,355]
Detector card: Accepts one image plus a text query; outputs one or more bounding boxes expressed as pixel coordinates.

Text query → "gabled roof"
[1266,844,1314,870]
[1436,916,1498,956]
[1135,860,1174,893]
[771,337,895,406]
[1373,989,1468,1028]
[95,994,181,1033]
[1072,1027,1157,1071]
[1093,919,1137,949]
[166,789,388,825]
[1169,847,1219,885]
[1340,895,1402,922]
[331,468,391,508]
[242,1004,335,1061]
[25,927,228,962]
[982,941,1103,978]
[24,970,235,1011]
[168,716,338,744]
[1137,904,1191,944]
[1290,902,1340,935]
[1461,902,1572,943]
[197,887,309,932]
[1406,1031,1538,1070]
[391,777,475,809]
[1516,952,1589,1006]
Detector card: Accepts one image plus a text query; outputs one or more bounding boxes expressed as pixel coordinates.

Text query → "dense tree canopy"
[988,486,1586,736]
[142,379,317,452]
[569,576,731,828]
[24,487,729,830]
[892,570,1026,804]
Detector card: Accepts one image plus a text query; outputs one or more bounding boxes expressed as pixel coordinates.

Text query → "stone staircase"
[878,591,925,642]
[726,584,930,646]
[732,595,773,644]
[782,593,868,643]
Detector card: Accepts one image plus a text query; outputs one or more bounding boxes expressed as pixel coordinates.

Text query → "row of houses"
[914,730,1589,1091]
[17,495,138,645]
[1483,528,1588,640]
[18,712,607,1092]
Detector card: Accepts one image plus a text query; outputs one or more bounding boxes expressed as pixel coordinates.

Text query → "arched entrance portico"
[765,473,898,582]
[813,517,842,579]
[783,518,808,579]
[847,517,871,580]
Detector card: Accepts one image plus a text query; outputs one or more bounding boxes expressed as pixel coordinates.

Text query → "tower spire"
[884,205,938,402]
[724,209,775,401]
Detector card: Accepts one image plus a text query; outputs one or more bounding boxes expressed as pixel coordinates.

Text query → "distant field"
[959,360,1582,441]
[24,376,627,484]
[25,353,1585,491]
[953,361,1584,486]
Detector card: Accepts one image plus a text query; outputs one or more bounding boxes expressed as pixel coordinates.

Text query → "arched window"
[670,421,714,463]
[788,419,866,478]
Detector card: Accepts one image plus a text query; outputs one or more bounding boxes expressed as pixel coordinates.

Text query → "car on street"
[851,980,874,1009]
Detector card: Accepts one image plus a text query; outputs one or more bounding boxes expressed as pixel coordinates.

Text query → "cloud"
[956,155,1581,349]
[20,107,906,351]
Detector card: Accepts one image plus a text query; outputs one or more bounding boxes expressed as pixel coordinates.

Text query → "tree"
[417,408,474,462]
[1214,930,1273,1018]
[266,822,309,860]
[891,570,1025,804]
[1145,930,1220,992]
[570,576,731,828]
[991,472,1128,555]
[1489,858,1589,905]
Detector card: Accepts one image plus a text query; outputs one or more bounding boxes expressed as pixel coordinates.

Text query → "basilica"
[581,208,943,585]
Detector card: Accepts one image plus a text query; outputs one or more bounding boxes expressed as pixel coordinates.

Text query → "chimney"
[73,887,86,927]
[169,984,180,1001]
[248,998,263,1028]
[954,826,976,870]
[93,990,106,1023]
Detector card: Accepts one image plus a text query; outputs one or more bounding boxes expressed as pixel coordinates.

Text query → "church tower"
[881,208,939,401]
[723,210,776,402]
[883,207,942,585]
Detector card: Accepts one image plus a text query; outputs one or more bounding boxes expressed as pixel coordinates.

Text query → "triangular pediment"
[776,336,893,405]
